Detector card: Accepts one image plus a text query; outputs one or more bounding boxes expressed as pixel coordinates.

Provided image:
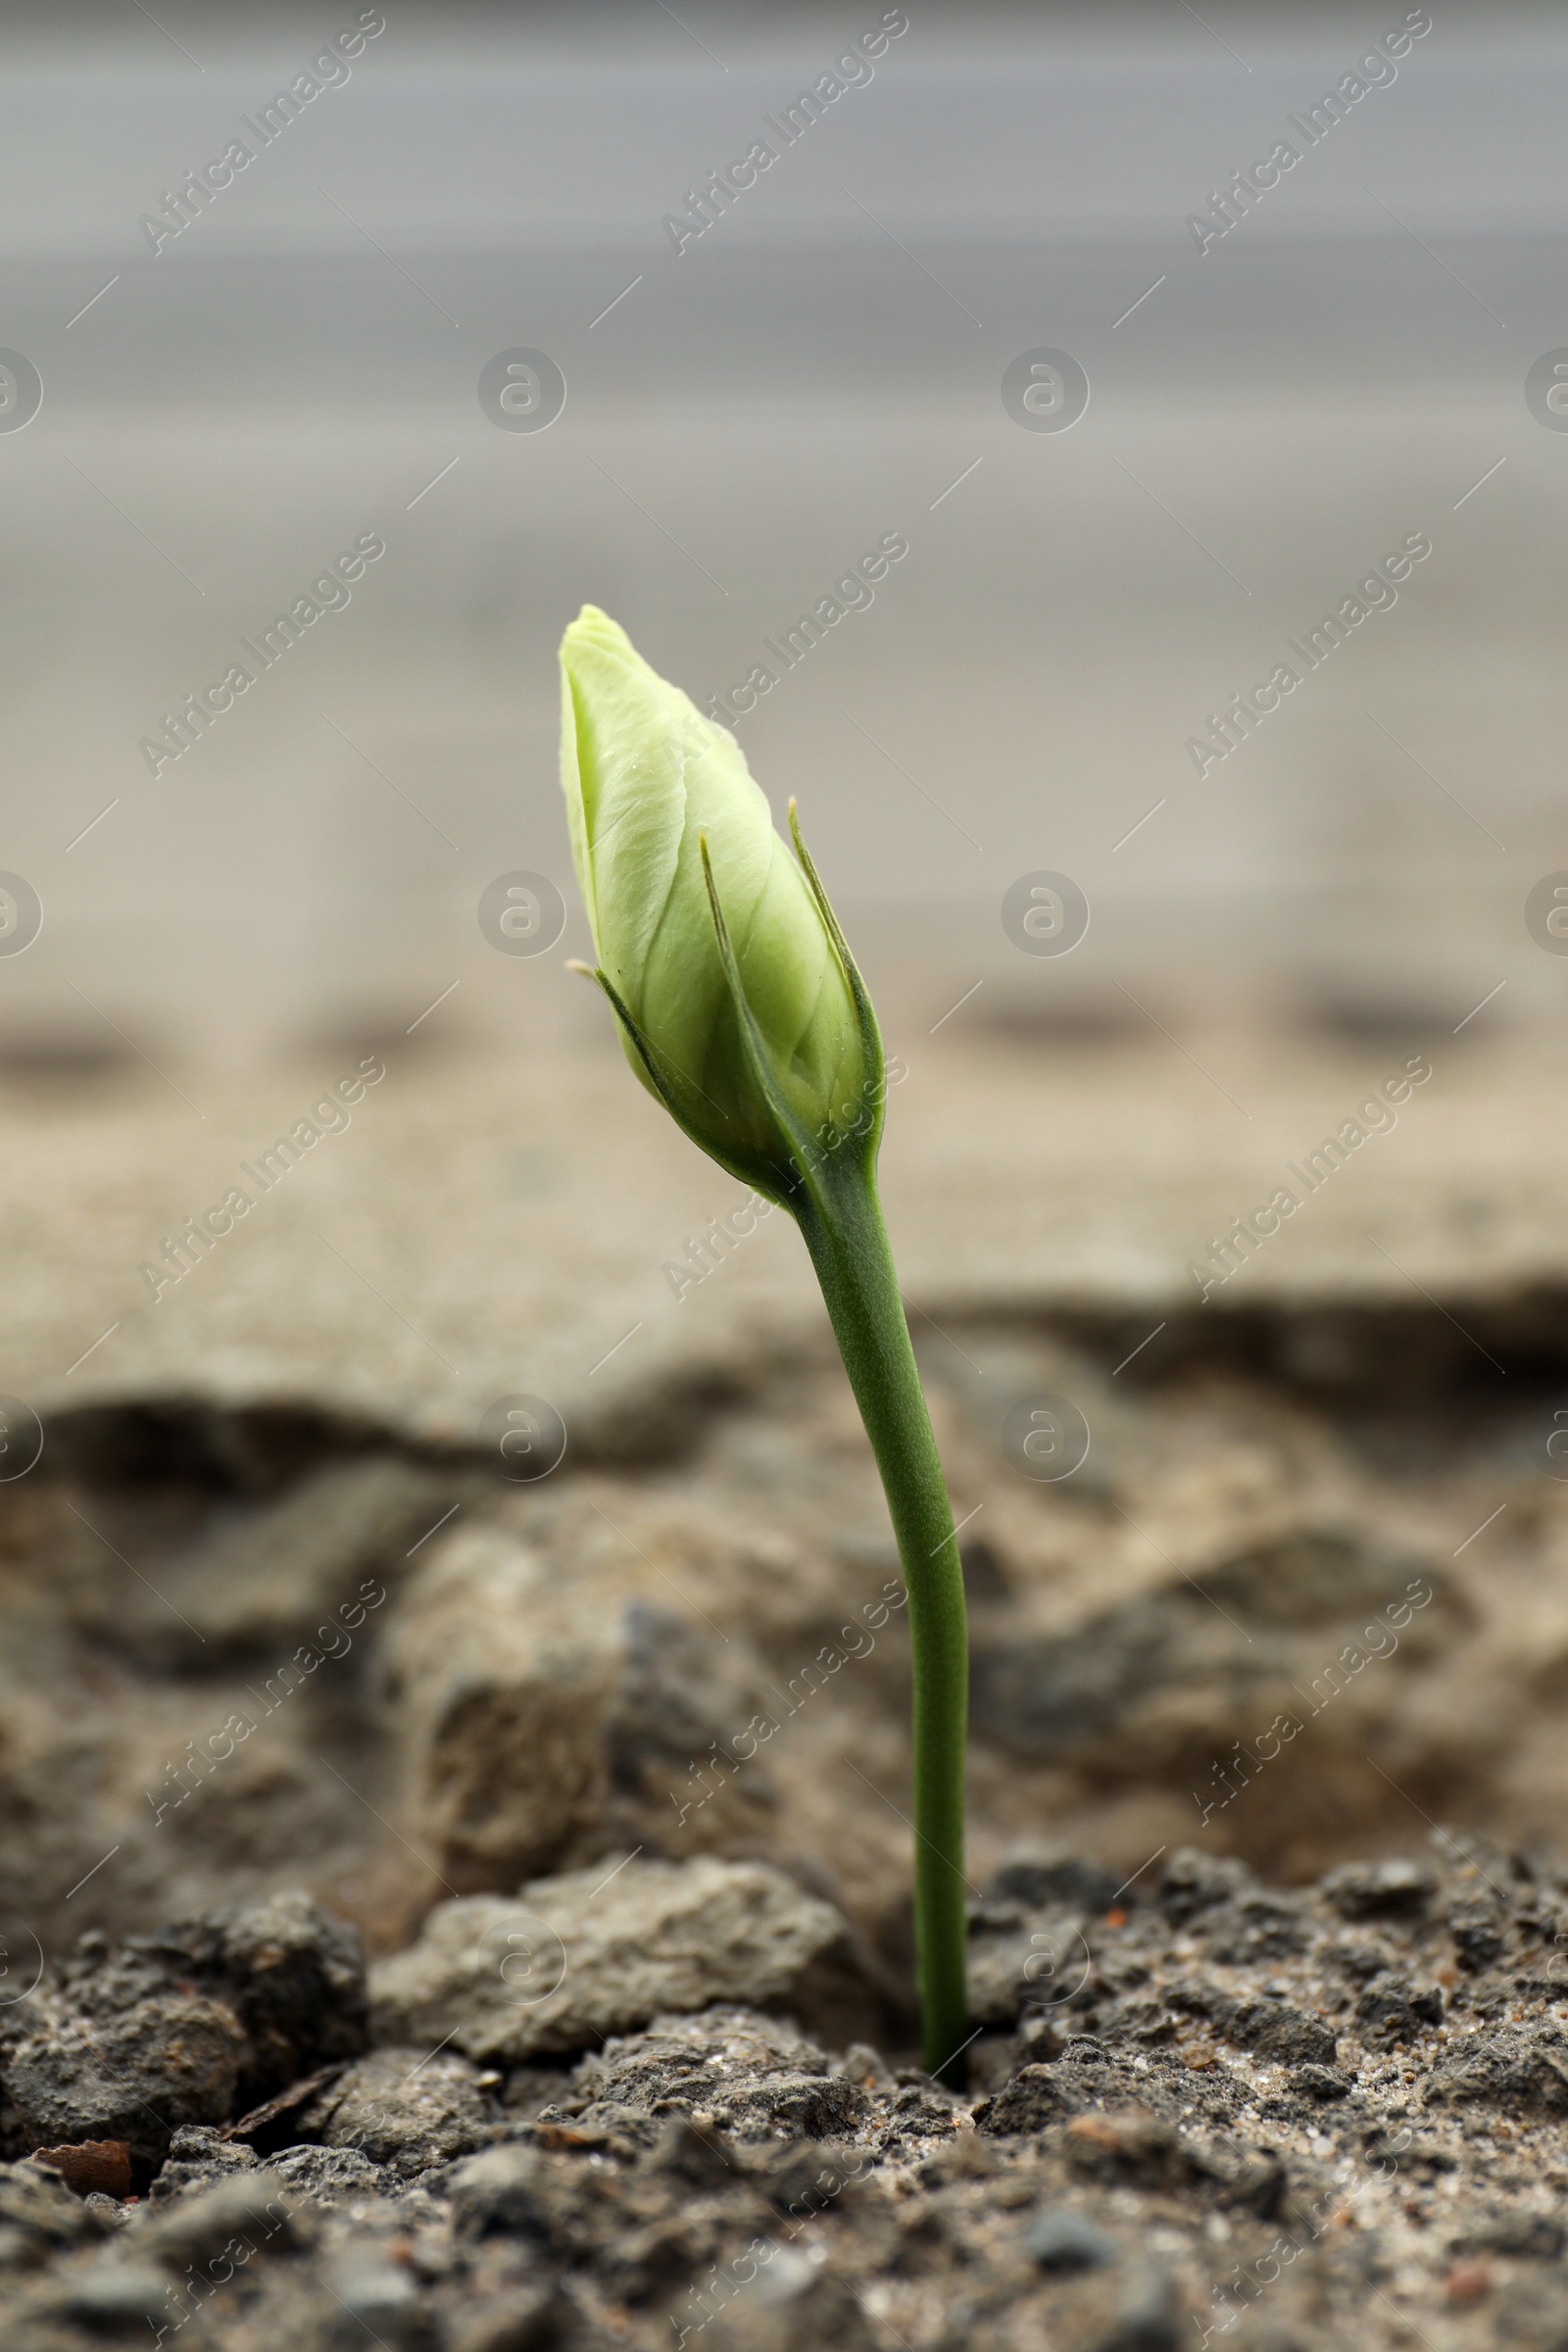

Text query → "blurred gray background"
[0,0,1562,1065]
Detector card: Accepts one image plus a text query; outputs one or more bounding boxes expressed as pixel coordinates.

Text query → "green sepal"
[787,800,887,1179]
[590,963,807,1213]
[692,839,825,1219]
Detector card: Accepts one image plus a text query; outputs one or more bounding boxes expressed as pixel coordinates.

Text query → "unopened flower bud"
[559,606,878,1201]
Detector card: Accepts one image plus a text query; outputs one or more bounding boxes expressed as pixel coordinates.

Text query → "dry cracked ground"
[3,1026,1568,2346]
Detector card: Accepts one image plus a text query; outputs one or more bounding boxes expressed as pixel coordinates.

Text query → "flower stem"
[795,1165,969,2086]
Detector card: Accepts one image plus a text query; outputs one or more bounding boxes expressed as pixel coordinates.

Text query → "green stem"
[794,1165,969,2087]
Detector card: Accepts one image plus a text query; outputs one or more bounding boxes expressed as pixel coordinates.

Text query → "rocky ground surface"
[7,1842,1568,2347]
[4,1269,1568,1974]
[3,1035,1568,2343]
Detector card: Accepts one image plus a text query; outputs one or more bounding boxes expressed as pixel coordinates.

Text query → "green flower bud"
[560,607,881,1204]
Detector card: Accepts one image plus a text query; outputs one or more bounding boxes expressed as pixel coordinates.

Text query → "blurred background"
[11,30,1568,2314]
[5,0,1568,2004]
[0,0,1561,1066]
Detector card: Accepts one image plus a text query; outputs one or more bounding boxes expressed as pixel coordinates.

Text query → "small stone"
[1025,2205,1119,2271]
[725,2070,868,2141]
[1355,1973,1443,2040]
[1221,1997,1338,2070]
[987,1858,1123,1916]
[269,2144,393,2205]
[649,2111,739,2184]
[1452,2212,1566,2259]
[369,1856,866,2063]
[1423,2026,1568,2118]
[1292,2065,1352,2101]
[0,2158,110,2261]
[386,1528,779,1892]
[1444,2257,1494,2304]
[224,2061,350,2148]
[1204,1894,1313,1966]
[1064,2112,1205,2191]
[1446,1896,1507,1974]
[1322,1858,1438,1922]
[30,2139,130,2199]
[325,2252,428,2349]
[1157,1849,1253,1926]
[2,1894,367,2178]
[1324,1937,1396,1984]
[138,1889,369,2108]
[572,2008,831,2118]
[62,2260,172,2325]
[301,2047,497,2179]
[138,2170,305,2267]
[975,2064,1081,2136]
[2,1988,246,2173]
[149,2126,261,2201]
[533,2099,655,2158]
[763,2140,868,2221]
[447,2143,554,2244]
[840,2041,895,2087]
[434,2278,567,2351]
[1094,2261,1184,2351]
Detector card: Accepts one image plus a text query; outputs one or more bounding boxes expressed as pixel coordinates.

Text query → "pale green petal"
[560,610,685,992]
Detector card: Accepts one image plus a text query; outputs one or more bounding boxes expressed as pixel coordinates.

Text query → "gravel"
[2,1836,1567,2346]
